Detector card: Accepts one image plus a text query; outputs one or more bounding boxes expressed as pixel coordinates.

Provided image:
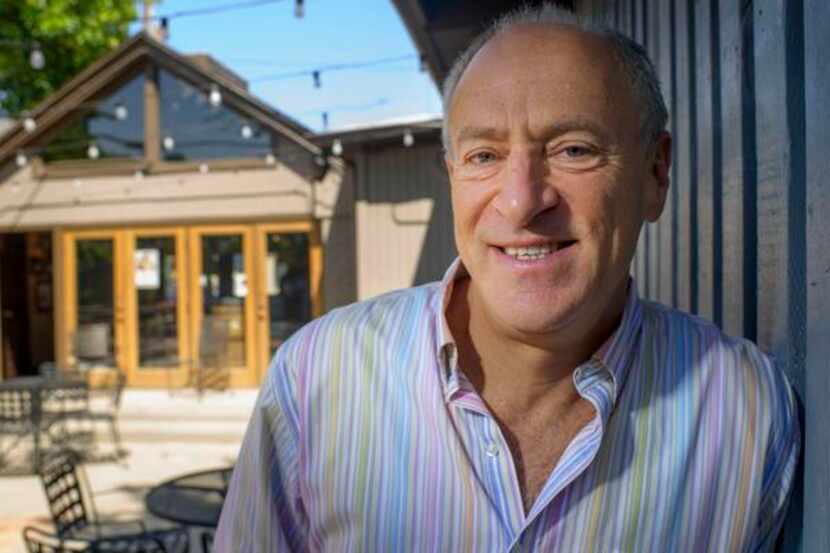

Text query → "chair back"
[37,452,94,536]
[0,388,32,428]
[22,526,88,553]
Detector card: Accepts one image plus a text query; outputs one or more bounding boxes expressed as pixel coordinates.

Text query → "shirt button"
[485,442,499,458]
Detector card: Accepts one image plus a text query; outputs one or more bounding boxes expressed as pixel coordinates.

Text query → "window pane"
[200,234,246,368]
[136,237,179,368]
[43,73,144,162]
[76,239,115,366]
[265,233,310,355]
[159,70,275,161]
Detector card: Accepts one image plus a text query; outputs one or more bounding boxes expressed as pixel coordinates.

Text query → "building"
[0,32,358,388]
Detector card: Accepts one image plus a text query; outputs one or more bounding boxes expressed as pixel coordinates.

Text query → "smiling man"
[216,5,799,552]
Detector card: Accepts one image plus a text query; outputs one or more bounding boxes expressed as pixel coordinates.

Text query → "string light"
[208,84,222,107]
[312,70,321,89]
[163,136,175,151]
[114,103,128,120]
[29,43,45,70]
[294,0,304,18]
[15,152,27,168]
[87,143,100,159]
[23,117,37,133]
[199,163,210,174]
[321,111,328,130]
[134,170,144,180]
[72,178,82,190]
[241,124,253,139]
[265,153,276,165]
[331,139,343,156]
[403,129,414,148]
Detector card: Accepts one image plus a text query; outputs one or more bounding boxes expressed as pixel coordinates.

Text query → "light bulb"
[23,117,37,133]
[134,170,144,181]
[29,45,45,70]
[294,0,304,18]
[15,152,27,167]
[331,139,343,156]
[87,143,100,159]
[241,125,253,139]
[403,129,414,148]
[199,163,209,174]
[163,136,175,151]
[208,85,222,107]
[265,153,276,166]
[114,103,128,120]
[73,179,82,190]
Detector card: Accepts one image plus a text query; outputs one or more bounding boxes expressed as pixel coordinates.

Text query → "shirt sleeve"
[748,353,802,553]
[214,347,307,553]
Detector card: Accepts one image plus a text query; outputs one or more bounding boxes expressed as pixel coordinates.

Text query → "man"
[216,5,799,551]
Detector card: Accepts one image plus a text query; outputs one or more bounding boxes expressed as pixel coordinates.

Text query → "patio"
[0,387,257,553]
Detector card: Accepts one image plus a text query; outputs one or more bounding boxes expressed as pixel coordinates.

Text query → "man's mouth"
[500,241,577,261]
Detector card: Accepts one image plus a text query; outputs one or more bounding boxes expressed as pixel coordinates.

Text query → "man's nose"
[492,150,559,227]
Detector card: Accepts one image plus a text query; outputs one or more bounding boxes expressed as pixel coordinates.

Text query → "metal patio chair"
[37,451,187,551]
[0,387,35,467]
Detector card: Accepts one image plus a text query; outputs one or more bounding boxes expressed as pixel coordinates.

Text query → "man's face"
[445,25,669,340]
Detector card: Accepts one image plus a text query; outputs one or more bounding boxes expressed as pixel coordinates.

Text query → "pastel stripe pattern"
[215,259,800,553]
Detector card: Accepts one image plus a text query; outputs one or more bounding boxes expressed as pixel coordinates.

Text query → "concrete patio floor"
[0,388,258,553]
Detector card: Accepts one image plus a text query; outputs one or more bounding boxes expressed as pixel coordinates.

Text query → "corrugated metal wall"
[355,139,456,300]
[576,0,828,551]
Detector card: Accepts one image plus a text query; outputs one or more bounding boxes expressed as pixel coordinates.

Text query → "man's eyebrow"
[452,118,613,148]
[454,125,508,146]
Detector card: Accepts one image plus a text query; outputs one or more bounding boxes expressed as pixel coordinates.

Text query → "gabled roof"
[0,32,320,168]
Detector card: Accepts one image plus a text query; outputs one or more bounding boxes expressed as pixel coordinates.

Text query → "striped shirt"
[216,259,800,552]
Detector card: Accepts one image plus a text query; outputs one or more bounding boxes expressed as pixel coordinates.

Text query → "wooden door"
[188,226,257,388]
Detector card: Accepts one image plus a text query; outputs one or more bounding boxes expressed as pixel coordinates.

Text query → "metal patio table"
[0,375,88,471]
[145,466,234,528]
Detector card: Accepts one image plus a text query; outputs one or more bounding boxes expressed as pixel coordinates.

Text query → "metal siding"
[804,0,830,549]
[719,0,746,337]
[695,0,716,324]
[673,0,693,312]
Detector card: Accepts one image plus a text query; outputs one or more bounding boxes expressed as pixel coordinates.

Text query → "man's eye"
[468,151,497,164]
[562,145,592,158]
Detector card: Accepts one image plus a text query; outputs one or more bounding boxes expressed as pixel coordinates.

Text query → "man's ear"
[644,131,672,222]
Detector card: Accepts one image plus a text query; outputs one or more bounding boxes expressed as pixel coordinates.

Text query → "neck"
[447,277,627,405]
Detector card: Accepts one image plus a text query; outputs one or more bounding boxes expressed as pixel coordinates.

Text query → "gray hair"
[441,4,668,154]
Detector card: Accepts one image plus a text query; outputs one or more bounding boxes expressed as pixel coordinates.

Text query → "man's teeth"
[503,243,555,260]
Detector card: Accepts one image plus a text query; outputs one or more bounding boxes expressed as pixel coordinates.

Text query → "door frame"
[57,228,128,374]
[188,225,258,388]
[252,220,323,373]
[124,227,190,387]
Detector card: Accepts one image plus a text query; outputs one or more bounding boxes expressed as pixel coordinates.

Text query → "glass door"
[124,228,189,387]
[254,222,322,373]
[189,226,257,388]
[62,230,126,372]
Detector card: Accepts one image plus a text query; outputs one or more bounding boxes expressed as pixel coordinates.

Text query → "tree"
[0,0,137,115]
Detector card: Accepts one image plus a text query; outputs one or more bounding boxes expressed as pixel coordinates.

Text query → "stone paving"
[0,388,258,553]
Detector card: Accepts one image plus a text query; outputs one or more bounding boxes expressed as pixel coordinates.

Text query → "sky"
[130,0,443,132]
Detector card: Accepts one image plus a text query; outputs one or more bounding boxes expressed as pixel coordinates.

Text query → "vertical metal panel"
[695,0,716,324]
[656,0,675,307]
[718,0,746,337]
[804,0,830,549]
[673,0,693,312]
[753,0,807,394]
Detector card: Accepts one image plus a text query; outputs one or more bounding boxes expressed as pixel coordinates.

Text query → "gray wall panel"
[718,0,746,337]
[804,0,830,549]
[695,0,716,323]
[673,0,693,312]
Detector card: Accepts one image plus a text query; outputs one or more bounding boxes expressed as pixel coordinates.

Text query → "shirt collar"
[434,257,643,405]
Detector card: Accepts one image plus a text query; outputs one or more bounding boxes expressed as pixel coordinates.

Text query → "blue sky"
[131,0,442,132]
